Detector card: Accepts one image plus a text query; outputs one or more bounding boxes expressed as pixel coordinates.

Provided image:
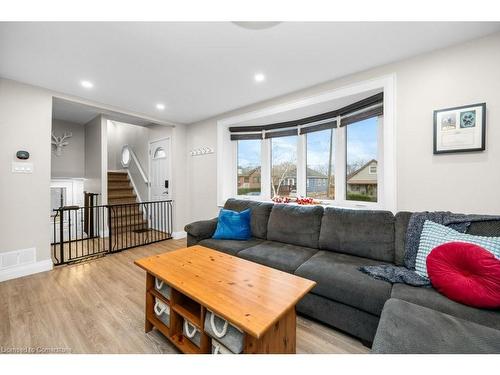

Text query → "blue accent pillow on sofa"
[212,208,252,241]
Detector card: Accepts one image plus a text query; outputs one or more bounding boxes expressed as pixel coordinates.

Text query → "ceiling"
[1,22,499,124]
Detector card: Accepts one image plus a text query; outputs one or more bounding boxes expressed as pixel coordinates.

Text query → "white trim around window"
[217,74,397,213]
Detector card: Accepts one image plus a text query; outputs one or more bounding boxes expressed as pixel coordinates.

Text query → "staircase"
[107,171,147,234]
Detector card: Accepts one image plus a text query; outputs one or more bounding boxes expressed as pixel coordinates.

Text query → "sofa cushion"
[224,199,273,239]
[391,283,500,330]
[319,207,395,262]
[198,238,264,256]
[266,204,324,248]
[372,299,500,353]
[467,219,500,236]
[237,241,318,273]
[294,251,392,316]
[297,292,380,344]
[394,211,412,266]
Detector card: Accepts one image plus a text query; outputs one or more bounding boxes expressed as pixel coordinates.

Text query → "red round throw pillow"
[426,241,500,309]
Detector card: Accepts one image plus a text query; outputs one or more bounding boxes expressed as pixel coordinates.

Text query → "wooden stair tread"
[108,194,136,202]
[111,219,148,228]
[107,170,148,233]
[108,171,128,175]
[108,187,134,191]
[111,210,142,217]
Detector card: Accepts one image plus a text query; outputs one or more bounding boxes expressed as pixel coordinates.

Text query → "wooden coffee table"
[134,245,316,354]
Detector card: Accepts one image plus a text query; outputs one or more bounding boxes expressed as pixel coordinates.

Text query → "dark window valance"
[339,104,383,127]
[264,128,298,139]
[299,120,337,135]
[230,133,262,141]
[229,92,383,139]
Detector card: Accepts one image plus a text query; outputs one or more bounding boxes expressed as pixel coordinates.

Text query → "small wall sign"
[433,103,486,154]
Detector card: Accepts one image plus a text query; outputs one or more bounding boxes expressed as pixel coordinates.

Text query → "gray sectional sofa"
[185,199,500,353]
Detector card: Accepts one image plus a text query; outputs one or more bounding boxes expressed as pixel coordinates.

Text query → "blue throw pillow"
[416,220,500,279]
[212,208,252,241]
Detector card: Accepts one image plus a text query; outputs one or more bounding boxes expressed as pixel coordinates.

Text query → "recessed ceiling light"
[156,103,165,111]
[254,73,266,83]
[80,80,94,89]
[233,22,281,30]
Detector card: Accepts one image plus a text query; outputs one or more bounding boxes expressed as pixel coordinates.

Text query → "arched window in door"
[153,147,167,159]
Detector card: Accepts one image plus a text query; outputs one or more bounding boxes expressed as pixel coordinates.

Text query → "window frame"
[235,138,264,198]
[219,75,396,211]
[234,115,383,208]
[305,127,335,201]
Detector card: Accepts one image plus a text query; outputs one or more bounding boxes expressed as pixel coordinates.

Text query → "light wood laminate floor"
[0,239,369,354]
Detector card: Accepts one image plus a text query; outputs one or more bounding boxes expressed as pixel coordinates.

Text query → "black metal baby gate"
[51,200,173,265]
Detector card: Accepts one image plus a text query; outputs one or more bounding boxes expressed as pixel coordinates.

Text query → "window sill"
[229,196,382,210]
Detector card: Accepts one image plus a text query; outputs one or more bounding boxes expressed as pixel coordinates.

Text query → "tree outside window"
[271,136,297,198]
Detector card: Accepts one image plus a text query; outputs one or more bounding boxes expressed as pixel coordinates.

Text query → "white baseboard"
[0,259,53,283]
[172,231,187,240]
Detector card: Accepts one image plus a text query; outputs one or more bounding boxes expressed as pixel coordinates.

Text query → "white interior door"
[149,138,170,201]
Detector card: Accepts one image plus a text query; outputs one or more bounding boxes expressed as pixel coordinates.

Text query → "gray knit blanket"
[359,211,500,287]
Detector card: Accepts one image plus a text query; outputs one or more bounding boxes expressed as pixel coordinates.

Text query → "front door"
[149,138,170,201]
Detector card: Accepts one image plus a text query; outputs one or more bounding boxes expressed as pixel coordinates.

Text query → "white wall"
[167,125,188,234]
[107,120,150,171]
[0,78,52,263]
[51,119,85,178]
[84,115,107,203]
[186,32,500,221]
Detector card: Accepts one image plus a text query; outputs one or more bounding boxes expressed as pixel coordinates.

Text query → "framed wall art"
[433,103,486,154]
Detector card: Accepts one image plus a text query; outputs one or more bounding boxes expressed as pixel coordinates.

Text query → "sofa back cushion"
[267,204,324,248]
[223,199,273,239]
[395,211,412,266]
[319,207,395,262]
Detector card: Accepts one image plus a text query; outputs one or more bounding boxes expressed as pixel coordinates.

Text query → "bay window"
[230,91,388,208]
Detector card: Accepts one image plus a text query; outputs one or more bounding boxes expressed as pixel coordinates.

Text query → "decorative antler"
[51,131,73,157]
[60,131,72,142]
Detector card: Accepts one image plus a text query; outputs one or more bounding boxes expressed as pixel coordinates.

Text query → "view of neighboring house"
[239,165,330,197]
[306,168,331,197]
[347,159,378,201]
[237,167,261,194]
[240,161,378,202]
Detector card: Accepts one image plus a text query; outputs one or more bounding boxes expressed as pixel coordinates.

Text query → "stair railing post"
[107,205,113,253]
[59,208,64,264]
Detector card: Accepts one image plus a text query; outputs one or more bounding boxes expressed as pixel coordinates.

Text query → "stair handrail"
[121,144,149,184]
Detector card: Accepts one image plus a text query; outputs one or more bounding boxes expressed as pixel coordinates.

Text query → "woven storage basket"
[154,278,171,300]
[153,298,170,327]
[204,310,244,353]
[211,339,234,354]
[183,320,201,347]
